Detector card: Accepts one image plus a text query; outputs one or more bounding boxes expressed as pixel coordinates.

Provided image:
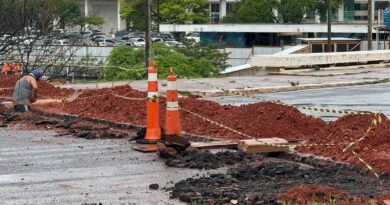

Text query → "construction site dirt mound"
[180,98,327,140]
[45,86,326,141]
[0,75,74,98]
[59,85,148,125]
[297,113,390,172]
[33,85,389,173]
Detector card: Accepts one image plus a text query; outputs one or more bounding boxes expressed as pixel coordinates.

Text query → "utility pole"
[327,0,332,52]
[145,0,152,68]
[157,0,160,33]
[368,0,373,50]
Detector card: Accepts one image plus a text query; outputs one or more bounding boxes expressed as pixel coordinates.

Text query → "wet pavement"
[207,83,390,121]
[0,128,223,205]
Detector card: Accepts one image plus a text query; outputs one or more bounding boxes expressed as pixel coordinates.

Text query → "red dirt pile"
[43,85,326,141]
[32,84,390,172]
[277,184,368,205]
[179,97,326,140]
[60,85,148,125]
[0,75,74,98]
[297,113,390,172]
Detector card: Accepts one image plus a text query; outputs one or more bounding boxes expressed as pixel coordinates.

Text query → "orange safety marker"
[144,60,161,142]
[165,68,182,136]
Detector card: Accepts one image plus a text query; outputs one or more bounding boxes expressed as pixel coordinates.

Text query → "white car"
[165,40,184,47]
[185,32,200,43]
[129,38,145,47]
[97,39,115,46]
[52,39,69,46]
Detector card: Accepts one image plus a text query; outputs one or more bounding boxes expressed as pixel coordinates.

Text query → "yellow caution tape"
[343,114,382,153]
[351,150,381,180]
[0,87,14,91]
[180,106,337,148]
[112,93,145,101]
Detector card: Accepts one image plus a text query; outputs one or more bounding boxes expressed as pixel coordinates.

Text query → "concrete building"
[206,0,390,23]
[72,0,390,37]
[76,0,126,34]
[159,0,390,47]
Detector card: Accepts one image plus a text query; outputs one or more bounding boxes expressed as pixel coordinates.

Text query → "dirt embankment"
[2,76,390,173]
[0,75,74,98]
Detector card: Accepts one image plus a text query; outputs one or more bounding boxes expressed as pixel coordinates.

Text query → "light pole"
[368,0,373,50]
[145,0,152,68]
[327,0,332,52]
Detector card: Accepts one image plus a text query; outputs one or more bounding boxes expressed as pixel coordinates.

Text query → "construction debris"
[238,138,290,153]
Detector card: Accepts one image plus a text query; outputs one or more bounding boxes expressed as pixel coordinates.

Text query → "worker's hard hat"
[29,69,43,80]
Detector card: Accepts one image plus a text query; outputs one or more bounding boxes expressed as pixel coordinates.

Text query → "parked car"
[161,33,175,41]
[114,40,126,47]
[185,32,200,43]
[124,41,134,46]
[128,38,145,47]
[35,38,53,46]
[96,39,115,46]
[152,37,164,42]
[90,32,106,39]
[52,39,69,46]
[165,40,184,47]
[92,35,111,42]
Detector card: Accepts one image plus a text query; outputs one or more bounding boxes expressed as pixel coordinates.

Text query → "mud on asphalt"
[159,145,390,205]
[1,111,389,205]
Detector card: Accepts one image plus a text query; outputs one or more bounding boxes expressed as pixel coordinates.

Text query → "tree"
[222,0,343,24]
[159,0,209,24]
[0,0,86,74]
[279,0,314,23]
[104,41,228,80]
[79,16,105,31]
[120,0,209,31]
[223,0,279,23]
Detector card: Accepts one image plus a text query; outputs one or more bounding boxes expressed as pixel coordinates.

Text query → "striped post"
[165,68,181,136]
[144,60,161,142]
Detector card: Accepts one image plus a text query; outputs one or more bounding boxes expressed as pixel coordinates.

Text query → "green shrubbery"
[103,41,229,81]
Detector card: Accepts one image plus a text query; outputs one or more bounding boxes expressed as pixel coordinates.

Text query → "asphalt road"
[207,83,390,121]
[0,128,222,205]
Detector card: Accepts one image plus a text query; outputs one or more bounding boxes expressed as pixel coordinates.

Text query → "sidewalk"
[59,67,390,97]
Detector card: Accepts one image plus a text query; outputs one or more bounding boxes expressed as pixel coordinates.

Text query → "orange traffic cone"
[142,60,161,143]
[165,68,182,136]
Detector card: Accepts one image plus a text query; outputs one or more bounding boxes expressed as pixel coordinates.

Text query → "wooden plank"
[191,140,238,150]
[238,138,290,154]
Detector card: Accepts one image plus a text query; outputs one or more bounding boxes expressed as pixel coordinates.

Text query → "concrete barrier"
[251,50,390,68]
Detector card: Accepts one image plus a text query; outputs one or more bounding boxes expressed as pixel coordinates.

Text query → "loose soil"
[25,83,390,172]
[41,85,325,141]
[0,74,75,98]
[297,113,390,172]
[169,158,390,205]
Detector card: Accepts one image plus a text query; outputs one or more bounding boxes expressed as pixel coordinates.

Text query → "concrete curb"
[31,108,219,143]
[194,78,390,97]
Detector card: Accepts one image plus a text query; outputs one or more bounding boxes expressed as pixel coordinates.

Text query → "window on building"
[210,3,219,13]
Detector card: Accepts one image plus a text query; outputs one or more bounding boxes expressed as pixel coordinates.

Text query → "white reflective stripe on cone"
[167,107,179,111]
[148,92,159,98]
[167,101,179,109]
[167,81,177,91]
[148,73,158,81]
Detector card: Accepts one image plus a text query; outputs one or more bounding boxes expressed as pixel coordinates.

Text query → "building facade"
[206,0,390,23]
[76,0,126,33]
